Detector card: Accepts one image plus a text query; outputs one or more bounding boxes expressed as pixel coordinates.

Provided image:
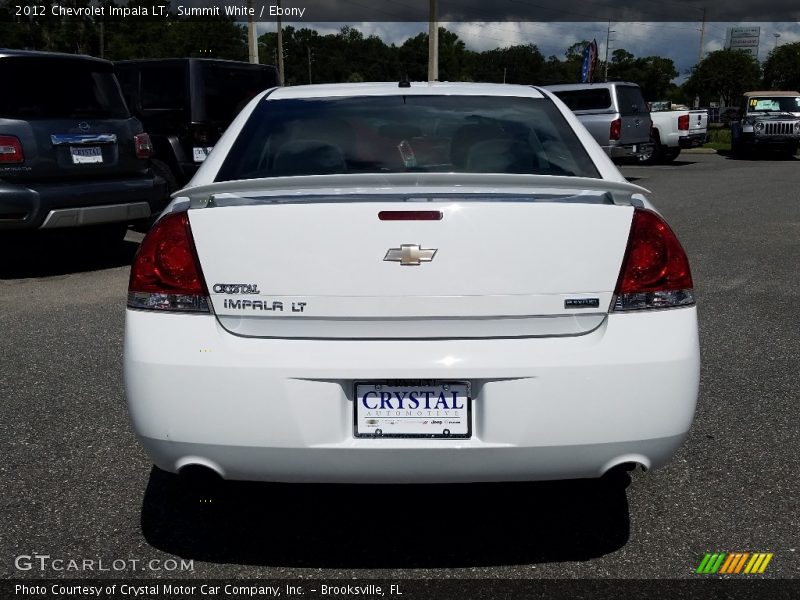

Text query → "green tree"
[470,44,544,84]
[607,50,678,99]
[684,49,762,106]
[762,42,800,91]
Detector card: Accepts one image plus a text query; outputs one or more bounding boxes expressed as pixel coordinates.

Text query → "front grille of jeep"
[762,122,795,135]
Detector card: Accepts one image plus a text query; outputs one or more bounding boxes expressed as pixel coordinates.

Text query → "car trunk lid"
[183,175,643,339]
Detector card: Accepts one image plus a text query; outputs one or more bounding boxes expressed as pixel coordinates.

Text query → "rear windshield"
[0,57,128,119]
[215,95,600,182]
[616,85,648,116]
[552,89,612,111]
[201,63,278,123]
[746,96,800,113]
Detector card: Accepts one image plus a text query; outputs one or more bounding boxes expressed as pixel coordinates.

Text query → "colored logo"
[696,552,773,574]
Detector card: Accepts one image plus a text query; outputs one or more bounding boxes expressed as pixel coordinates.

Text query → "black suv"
[0,50,165,239]
[114,58,280,190]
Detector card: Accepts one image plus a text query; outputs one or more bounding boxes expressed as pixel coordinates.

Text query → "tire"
[637,136,662,165]
[661,147,681,162]
[150,158,179,199]
[78,223,129,246]
[731,136,752,158]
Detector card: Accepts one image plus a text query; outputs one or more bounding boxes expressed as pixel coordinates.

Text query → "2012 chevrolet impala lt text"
[123,82,699,485]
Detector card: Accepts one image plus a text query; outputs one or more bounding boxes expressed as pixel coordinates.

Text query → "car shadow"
[719,149,799,161]
[0,230,140,279]
[140,467,631,569]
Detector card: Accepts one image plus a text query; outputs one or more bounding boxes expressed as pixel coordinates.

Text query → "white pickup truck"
[640,102,708,163]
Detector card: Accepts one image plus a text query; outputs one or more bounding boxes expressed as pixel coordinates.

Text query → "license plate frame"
[354,380,472,439]
[70,146,103,164]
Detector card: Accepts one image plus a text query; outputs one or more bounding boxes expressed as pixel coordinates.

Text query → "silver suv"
[543,82,653,161]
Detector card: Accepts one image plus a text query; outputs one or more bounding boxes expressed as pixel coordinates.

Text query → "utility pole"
[99,19,104,59]
[697,8,706,64]
[428,0,438,82]
[603,20,615,82]
[247,0,258,64]
[276,0,285,83]
[307,46,312,84]
[503,67,507,84]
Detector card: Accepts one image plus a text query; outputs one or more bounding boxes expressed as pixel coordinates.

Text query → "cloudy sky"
[256,20,800,83]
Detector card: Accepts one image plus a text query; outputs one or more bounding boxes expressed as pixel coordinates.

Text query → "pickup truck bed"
[643,108,708,164]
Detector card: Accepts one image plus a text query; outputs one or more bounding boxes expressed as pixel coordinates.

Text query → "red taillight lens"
[128,212,210,312]
[613,208,694,311]
[609,118,621,141]
[0,135,24,163]
[678,115,690,131]
[134,133,154,159]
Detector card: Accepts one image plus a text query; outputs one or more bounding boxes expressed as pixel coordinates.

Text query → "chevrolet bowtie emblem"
[384,244,437,266]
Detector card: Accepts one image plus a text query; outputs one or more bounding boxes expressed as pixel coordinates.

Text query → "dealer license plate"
[70,146,103,164]
[354,381,471,438]
[193,146,214,162]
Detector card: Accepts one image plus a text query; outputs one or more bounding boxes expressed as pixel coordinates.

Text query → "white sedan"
[124,82,699,485]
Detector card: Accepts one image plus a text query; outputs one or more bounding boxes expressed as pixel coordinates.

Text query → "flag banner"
[581,39,599,83]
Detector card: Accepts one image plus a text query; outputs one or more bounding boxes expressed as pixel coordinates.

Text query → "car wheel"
[661,148,681,162]
[150,158,179,199]
[80,223,130,245]
[731,137,749,158]
[637,136,661,165]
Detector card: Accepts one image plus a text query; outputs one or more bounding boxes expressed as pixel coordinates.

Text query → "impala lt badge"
[384,244,437,266]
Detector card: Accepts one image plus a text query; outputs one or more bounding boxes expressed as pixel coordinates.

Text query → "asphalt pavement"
[1,153,798,581]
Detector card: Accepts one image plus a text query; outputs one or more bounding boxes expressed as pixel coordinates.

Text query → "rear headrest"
[450,123,507,168]
[465,138,535,174]
[273,140,346,176]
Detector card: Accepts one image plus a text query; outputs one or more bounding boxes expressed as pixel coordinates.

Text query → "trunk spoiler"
[173,173,650,210]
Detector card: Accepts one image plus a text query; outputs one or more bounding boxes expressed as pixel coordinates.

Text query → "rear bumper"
[124,307,700,484]
[0,173,166,230]
[605,143,653,158]
[679,133,707,148]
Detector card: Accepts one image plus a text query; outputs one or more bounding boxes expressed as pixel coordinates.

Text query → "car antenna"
[399,75,411,88]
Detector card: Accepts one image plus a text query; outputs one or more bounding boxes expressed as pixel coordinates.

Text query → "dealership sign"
[725,26,760,57]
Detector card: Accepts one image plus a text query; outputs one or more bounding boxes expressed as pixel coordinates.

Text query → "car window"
[551,89,612,111]
[140,66,187,111]
[616,86,648,116]
[0,57,128,119]
[201,63,277,123]
[215,95,600,182]
[747,96,800,112]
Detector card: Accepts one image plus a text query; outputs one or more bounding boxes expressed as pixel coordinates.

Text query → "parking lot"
[1,152,798,579]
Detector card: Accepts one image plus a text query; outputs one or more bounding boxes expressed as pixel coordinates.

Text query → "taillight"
[191,125,212,145]
[134,133,154,159]
[0,135,24,163]
[612,208,694,311]
[128,212,210,312]
[610,118,621,141]
[678,115,690,131]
